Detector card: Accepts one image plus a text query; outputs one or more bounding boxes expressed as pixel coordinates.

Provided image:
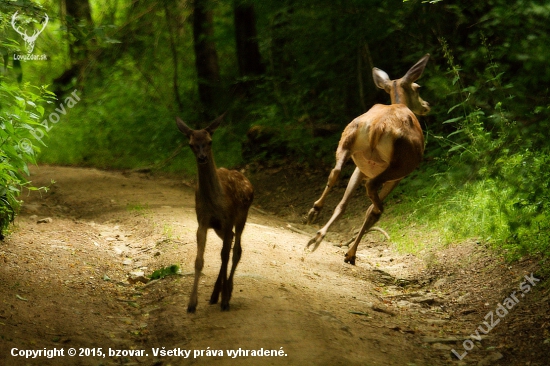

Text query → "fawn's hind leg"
[210,229,234,310]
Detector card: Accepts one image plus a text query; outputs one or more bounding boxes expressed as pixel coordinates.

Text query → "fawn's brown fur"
[177,114,254,312]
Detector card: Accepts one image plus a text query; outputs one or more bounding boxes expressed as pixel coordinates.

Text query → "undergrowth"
[384,38,550,260]
[0,80,54,238]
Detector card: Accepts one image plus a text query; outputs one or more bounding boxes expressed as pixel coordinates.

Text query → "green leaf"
[443,116,463,124]
[4,120,15,134]
[149,265,180,280]
[447,103,463,114]
[448,144,465,152]
[447,129,464,138]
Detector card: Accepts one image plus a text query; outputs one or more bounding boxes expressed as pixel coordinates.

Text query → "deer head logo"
[11,11,49,54]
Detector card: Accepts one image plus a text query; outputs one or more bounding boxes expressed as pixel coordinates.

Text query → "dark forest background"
[1,0,549,257]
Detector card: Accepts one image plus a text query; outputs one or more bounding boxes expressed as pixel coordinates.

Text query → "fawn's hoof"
[344,254,356,265]
[187,305,196,313]
[221,303,230,311]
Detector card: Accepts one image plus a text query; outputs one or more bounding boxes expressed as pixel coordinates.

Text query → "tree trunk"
[270,4,293,84]
[64,0,93,63]
[269,3,293,117]
[233,1,264,96]
[234,1,264,78]
[193,0,221,115]
[53,0,94,96]
[164,1,184,113]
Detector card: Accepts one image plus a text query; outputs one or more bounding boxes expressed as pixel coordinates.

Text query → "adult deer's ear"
[176,117,193,138]
[402,54,430,84]
[373,68,392,93]
[205,111,227,136]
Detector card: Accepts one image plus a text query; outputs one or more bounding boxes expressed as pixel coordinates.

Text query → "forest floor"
[0,165,548,366]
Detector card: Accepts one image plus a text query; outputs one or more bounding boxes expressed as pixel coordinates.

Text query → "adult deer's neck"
[196,154,224,205]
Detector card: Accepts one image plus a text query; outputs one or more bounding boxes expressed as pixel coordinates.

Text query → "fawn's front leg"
[188,226,207,313]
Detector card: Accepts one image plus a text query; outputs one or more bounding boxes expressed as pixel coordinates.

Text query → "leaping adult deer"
[306,54,430,265]
[11,11,49,54]
[176,114,254,312]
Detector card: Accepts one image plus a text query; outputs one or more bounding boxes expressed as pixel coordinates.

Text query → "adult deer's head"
[176,114,224,165]
[373,54,431,116]
[11,11,49,54]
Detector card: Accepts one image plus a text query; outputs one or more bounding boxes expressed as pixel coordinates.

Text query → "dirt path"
[1,166,547,365]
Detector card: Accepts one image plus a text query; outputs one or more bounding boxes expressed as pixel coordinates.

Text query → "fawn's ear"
[402,54,430,84]
[205,112,227,135]
[373,68,392,93]
[176,117,193,138]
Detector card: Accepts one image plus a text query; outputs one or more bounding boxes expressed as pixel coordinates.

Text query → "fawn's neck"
[196,154,224,207]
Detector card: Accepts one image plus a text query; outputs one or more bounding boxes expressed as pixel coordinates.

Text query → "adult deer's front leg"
[344,179,401,265]
[306,148,350,224]
[307,167,364,251]
[188,226,207,313]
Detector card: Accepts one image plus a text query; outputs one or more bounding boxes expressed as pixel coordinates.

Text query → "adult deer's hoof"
[344,254,356,265]
[221,303,230,311]
[306,231,324,252]
[306,207,321,225]
[187,305,196,313]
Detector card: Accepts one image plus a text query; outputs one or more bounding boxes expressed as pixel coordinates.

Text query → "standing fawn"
[176,114,254,312]
[306,54,430,265]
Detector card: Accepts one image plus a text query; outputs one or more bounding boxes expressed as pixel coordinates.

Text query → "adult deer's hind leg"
[307,167,364,251]
[306,146,351,225]
[344,179,401,265]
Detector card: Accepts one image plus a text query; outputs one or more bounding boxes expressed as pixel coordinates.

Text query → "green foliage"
[434,30,550,257]
[149,264,180,280]
[20,0,245,174]
[0,78,55,236]
[4,0,550,258]
[387,19,550,258]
